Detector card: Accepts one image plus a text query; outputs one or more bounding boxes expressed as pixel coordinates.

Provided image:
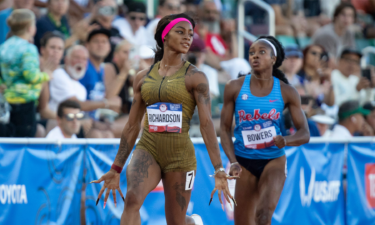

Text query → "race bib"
[147,102,182,133]
[241,123,276,149]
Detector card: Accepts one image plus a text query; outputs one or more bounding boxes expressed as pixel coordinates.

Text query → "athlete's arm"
[281,84,310,146]
[220,80,242,177]
[220,80,237,163]
[91,68,148,207]
[186,66,235,206]
[112,69,148,168]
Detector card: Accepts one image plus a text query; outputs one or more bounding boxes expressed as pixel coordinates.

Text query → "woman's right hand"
[90,169,125,208]
[229,162,242,177]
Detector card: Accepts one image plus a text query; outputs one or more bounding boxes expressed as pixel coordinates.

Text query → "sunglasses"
[64,112,85,121]
[130,16,146,21]
[166,4,181,11]
[309,51,322,57]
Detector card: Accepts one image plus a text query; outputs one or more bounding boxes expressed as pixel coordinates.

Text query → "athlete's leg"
[234,165,259,225]
[255,155,287,225]
[162,171,195,225]
[121,149,161,225]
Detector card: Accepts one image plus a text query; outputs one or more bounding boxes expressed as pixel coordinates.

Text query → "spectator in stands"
[88,0,122,62]
[49,45,118,138]
[79,28,120,118]
[146,0,181,48]
[34,0,71,50]
[104,40,135,114]
[298,45,334,106]
[279,45,304,87]
[38,31,66,120]
[330,49,375,107]
[46,100,83,139]
[363,101,375,134]
[330,100,370,138]
[310,114,335,137]
[0,0,12,44]
[312,2,356,59]
[0,9,54,137]
[198,1,250,80]
[113,1,148,47]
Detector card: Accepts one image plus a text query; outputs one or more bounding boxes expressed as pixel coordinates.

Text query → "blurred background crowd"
[0,0,375,139]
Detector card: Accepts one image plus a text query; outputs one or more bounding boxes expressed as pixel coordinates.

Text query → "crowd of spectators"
[0,0,375,139]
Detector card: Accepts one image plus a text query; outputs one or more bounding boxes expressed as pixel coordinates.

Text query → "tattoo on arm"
[114,137,131,165]
[196,83,210,105]
[214,163,223,170]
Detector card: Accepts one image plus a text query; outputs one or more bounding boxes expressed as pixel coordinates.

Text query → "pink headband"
[162,18,192,43]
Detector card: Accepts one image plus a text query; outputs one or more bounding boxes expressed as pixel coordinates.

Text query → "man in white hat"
[310,114,335,137]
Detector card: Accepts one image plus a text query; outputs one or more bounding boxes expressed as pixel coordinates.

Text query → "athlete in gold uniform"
[92,13,235,225]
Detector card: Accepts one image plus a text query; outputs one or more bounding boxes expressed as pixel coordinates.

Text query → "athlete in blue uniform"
[220,36,310,225]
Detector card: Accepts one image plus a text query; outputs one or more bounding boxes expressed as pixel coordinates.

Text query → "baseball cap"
[340,48,362,59]
[338,100,370,121]
[284,45,303,58]
[87,28,111,42]
[127,1,146,14]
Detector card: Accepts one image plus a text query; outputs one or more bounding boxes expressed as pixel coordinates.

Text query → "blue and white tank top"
[233,75,285,159]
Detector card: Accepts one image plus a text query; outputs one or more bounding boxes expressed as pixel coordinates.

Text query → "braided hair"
[153,13,195,64]
[256,36,289,84]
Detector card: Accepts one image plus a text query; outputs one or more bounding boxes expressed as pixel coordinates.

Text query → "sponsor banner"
[0,142,350,225]
[347,142,375,225]
[272,143,345,225]
[0,143,84,224]
[147,102,183,133]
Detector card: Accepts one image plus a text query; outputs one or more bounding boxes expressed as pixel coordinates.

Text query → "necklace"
[253,74,272,80]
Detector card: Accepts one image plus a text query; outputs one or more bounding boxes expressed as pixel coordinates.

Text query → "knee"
[124,190,143,210]
[255,207,273,225]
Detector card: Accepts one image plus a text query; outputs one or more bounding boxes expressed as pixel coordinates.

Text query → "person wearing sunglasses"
[46,100,84,139]
[112,1,148,48]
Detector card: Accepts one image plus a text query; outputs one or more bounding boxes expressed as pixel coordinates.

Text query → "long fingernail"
[96,198,99,206]
[221,204,224,211]
[122,197,125,202]
[209,198,212,206]
[115,202,117,207]
[103,202,106,209]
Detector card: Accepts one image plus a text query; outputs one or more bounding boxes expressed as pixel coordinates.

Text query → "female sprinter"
[220,36,310,225]
[91,13,234,225]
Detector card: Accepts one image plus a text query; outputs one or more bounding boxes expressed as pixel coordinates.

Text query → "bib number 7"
[185,170,195,190]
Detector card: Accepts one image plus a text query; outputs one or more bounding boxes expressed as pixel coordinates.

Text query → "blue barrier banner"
[0,143,84,224]
[347,142,375,225]
[0,141,347,225]
[272,143,345,225]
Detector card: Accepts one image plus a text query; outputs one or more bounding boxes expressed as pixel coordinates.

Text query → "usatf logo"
[159,104,167,112]
[242,94,248,100]
[365,163,375,208]
[254,124,261,131]
[0,184,28,204]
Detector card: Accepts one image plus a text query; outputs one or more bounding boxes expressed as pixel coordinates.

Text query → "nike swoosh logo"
[269,99,278,102]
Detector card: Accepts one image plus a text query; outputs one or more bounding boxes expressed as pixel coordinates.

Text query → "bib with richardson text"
[147,102,182,133]
[241,121,276,149]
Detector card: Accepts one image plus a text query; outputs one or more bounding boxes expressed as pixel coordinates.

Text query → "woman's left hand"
[210,171,237,210]
[273,135,287,148]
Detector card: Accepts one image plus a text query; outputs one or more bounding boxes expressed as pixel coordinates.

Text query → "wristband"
[111,164,122,173]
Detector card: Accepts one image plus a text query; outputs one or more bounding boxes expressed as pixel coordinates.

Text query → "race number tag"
[241,122,276,149]
[147,102,182,133]
[185,170,195,190]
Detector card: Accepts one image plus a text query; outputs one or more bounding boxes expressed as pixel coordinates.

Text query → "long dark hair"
[256,35,289,84]
[154,13,195,64]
